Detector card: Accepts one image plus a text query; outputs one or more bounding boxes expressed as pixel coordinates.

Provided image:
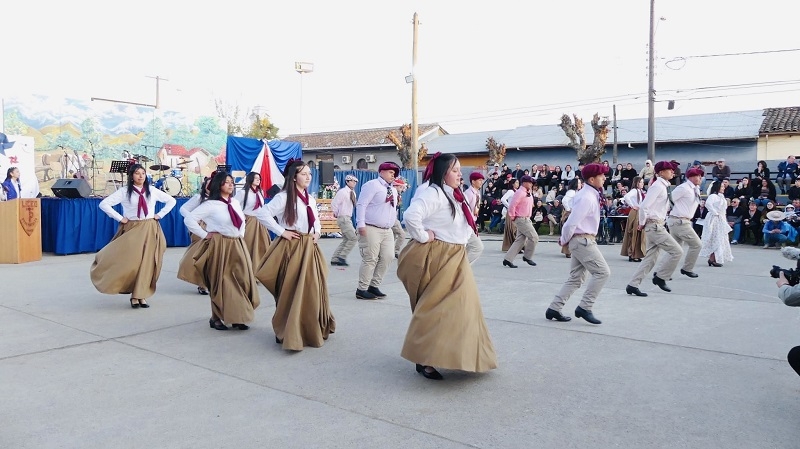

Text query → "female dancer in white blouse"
[184,172,260,330]
[398,153,497,380]
[620,176,646,262]
[699,180,733,267]
[234,172,272,269]
[501,178,519,251]
[255,160,336,350]
[91,164,176,308]
[178,176,211,295]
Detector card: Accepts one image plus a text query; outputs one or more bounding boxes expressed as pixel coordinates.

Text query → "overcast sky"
[2,0,798,137]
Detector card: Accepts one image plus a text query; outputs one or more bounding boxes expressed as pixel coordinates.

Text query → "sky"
[2,0,799,137]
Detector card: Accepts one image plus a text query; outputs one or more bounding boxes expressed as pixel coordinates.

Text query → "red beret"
[581,163,607,179]
[469,172,485,181]
[685,168,704,178]
[520,175,536,184]
[378,161,400,176]
[654,160,678,173]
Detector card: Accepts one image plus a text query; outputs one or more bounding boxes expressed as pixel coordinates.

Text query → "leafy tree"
[245,115,279,141]
[559,113,610,165]
[388,124,426,169]
[4,110,27,135]
[486,136,506,166]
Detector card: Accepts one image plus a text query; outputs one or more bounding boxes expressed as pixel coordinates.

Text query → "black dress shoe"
[197,286,209,295]
[130,299,140,309]
[707,259,723,267]
[232,323,249,330]
[356,289,378,300]
[416,363,424,373]
[138,300,150,309]
[575,306,602,324]
[209,319,228,330]
[652,275,671,292]
[626,285,648,297]
[502,259,518,268]
[628,257,642,262]
[419,366,444,380]
[275,336,283,344]
[522,257,537,266]
[367,286,387,298]
[680,269,699,278]
[545,308,572,322]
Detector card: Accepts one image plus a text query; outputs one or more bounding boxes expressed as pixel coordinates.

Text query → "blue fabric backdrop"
[225,136,303,174]
[41,197,191,255]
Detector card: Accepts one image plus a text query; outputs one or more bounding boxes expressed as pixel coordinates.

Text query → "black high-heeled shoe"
[708,259,723,267]
[197,286,209,295]
[275,336,283,344]
[502,259,518,268]
[209,319,227,330]
[138,299,149,308]
[419,366,443,380]
[232,323,249,330]
[130,298,140,309]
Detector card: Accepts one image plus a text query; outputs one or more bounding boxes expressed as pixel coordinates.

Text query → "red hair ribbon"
[422,152,441,182]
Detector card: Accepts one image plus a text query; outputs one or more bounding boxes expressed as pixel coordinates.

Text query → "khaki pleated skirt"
[620,209,646,259]
[560,210,572,256]
[502,217,517,251]
[397,239,498,372]
[177,228,206,288]
[255,235,336,351]
[192,234,260,324]
[90,219,166,300]
[243,215,272,269]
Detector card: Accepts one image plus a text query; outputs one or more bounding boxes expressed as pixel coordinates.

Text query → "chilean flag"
[250,142,285,196]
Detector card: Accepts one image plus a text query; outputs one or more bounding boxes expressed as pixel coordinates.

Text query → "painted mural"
[2,95,228,197]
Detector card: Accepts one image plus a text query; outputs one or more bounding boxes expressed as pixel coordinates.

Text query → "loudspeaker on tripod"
[52,178,91,199]
[319,161,334,185]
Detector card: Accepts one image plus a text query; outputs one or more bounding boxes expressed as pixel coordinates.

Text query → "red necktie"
[453,188,478,236]
[251,187,262,210]
[219,197,243,228]
[133,186,148,218]
[297,189,315,233]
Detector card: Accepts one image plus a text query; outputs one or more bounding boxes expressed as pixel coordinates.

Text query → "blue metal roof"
[427,110,763,154]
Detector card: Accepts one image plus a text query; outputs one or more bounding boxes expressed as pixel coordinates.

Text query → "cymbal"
[149,164,170,171]
[175,161,190,166]
[138,156,152,162]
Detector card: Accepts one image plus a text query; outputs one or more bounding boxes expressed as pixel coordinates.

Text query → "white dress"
[698,193,733,262]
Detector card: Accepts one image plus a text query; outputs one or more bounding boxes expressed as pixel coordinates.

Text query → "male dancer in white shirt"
[330,174,358,266]
[355,162,400,300]
[546,163,609,324]
[463,171,485,263]
[667,167,704,279]
[625,161,684,296]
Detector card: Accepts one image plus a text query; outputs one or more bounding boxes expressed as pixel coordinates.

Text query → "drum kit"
[150,159,191,197]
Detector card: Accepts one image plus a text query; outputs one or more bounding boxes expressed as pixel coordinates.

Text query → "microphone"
[781,246,800,261]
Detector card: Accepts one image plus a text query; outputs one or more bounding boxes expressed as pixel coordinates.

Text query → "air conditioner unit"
[365,154,377,163]
[342,155,352,164]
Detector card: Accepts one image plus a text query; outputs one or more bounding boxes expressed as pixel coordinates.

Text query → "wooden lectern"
[0,198,42,263]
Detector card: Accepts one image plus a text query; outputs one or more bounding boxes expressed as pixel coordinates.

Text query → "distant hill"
[39,122,81,137]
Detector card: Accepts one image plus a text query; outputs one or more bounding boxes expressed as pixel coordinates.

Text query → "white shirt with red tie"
[99,186,176,222]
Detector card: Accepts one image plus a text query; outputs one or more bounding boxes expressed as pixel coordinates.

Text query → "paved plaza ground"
[2,234,800,448]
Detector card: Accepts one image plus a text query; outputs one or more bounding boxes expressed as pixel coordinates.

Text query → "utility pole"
[647,0,656,162]
[411,12,420,181]
[145,75,168,109]
[612,104,618,164]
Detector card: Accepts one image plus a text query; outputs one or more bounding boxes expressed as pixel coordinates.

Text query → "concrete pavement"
[2,235,799,448]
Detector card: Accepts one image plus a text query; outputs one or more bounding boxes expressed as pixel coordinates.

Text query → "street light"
[295,62,314,134]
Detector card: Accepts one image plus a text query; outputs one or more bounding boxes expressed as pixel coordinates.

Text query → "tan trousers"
[549,236,610,312]
[332,215,357,261]
[392,219,405,255]
[667,217,701,272]
[628,222,684,287]
[358,225,394,290]
[504,217,538,261]
[466,232,484,264]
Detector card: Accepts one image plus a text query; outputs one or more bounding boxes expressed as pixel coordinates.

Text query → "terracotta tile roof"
[283,123,444,150]
[760,107,800,134]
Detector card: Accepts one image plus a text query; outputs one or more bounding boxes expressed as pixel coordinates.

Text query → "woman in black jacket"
[620,162,638,189]
[549,166,562,191]
[531,199,549,233]
[753,160,771,182]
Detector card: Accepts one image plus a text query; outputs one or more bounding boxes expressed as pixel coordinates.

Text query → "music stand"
[108,160,132,191]
[217,164,231,174]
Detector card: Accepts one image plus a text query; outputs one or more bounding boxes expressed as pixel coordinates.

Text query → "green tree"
[245,115,279,141]
[4,110,28,135]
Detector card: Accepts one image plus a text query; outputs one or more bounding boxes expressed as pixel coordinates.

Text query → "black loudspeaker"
[319,161,335,185]
[52,178,91,198]
[266,184,281,198]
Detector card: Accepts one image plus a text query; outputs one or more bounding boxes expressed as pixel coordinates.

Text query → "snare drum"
[170,168,183,178]
[163,177,182,196]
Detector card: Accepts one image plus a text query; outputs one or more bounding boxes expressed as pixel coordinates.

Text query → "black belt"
[366,224,390,230]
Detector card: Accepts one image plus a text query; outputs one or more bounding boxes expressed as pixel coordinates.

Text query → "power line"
[664,48,800,60]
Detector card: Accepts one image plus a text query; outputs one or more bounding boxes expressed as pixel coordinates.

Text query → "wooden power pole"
[612,104,618,164]
[411,12,420,180]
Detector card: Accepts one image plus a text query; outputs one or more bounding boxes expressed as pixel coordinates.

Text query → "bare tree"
[388,124,425,169]
[486,136,506,166]
[559,113,610,165]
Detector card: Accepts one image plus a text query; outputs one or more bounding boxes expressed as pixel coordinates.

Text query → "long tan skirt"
[177,232,207,288]
[502,217,517,251]
[243,215,272,269]
[560,210,572,256]
[192,234,260,324]
[255,235,336,351]
[620,209,646,259]
[397,240,497,372]
[90,219,166,300]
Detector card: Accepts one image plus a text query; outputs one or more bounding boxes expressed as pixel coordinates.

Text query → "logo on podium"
[19,199,39,237]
